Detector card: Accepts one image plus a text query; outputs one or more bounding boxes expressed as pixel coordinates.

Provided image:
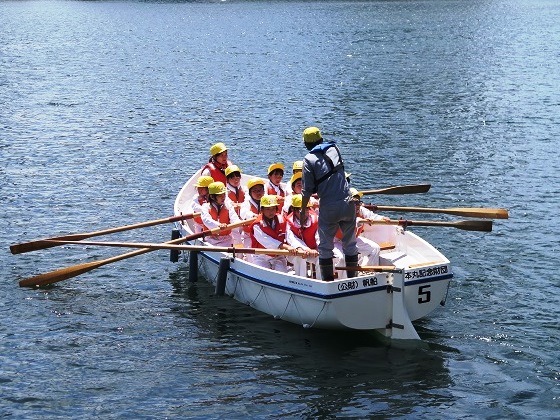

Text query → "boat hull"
[174,174,452,340]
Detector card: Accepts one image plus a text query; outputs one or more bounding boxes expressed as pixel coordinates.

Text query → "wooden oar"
[32,241,315,257]
[18,218,256,288]
[357,218,493,232]
[358,184,431,195]
[363,204,508,219]
[38,240,396,253]
[10,212,201,255]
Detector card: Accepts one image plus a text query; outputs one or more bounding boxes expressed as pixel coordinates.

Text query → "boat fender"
[188,251,199,282]
[215,257,230,296]
[170,229,180,262]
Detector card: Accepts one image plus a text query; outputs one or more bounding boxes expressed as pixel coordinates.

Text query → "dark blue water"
[1,0,558,418]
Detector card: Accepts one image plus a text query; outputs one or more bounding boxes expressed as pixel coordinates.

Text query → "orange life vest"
[266,180,285,197]
[203,203,232,236]
[227,185,245,217]
[227,186,245,204]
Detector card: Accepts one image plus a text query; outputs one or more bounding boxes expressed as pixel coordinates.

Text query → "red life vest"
[286,211,318,250]
[201,159,232,184]
[250,214,287,253]
[266,180,285,197]
[203,203,232,236]
[227,186,245,204]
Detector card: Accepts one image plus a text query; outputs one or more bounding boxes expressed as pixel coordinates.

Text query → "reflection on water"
[168,269,453,417]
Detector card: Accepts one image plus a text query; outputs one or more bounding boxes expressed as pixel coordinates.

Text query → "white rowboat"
[173,173,452,342]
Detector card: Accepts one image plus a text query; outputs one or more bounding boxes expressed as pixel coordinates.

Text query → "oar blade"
[10,235,90,255]
[360,184,431,195]
[17,218,257,288]
[455,220,493,232]
[19,261,100,288]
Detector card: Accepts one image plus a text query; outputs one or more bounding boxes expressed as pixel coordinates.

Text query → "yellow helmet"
[209,142,227,157]
[225,164,242,177]
[349,187,363,198]
[268,163,284,175]
[289,172,302,185]
[260,194,279,208]
[247,178,265,191]
[303,127,322,143]
[194,175,214,188]
[208,181,227,195]
[292,160,303,171]
[290,194,312,208]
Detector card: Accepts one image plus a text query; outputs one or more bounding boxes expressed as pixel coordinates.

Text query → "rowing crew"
[188,174,387,280]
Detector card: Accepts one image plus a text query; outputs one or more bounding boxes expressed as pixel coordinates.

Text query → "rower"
[189,175,214,233]
[200,142,234,184]
[250,195,298,272]
[200,181,241,247]
[265,162,286,209]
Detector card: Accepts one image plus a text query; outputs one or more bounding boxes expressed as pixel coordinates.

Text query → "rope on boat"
[286,293,328,329]
[245,284,265,307]
[279,294,295,320]
[226,271,243,298]
[280,293,327,328]
[305,301,328,329]
[259,286,280,319]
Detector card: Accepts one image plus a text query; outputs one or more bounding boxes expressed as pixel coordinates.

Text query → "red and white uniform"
[265,180,286,198]
[200,200,241,247]
[226,183,246,213]
[285,210,320,278]
[250,214,289,272]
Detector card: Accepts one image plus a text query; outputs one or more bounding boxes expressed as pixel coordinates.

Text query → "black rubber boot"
[319,258,334,282]
[345,254,359,278]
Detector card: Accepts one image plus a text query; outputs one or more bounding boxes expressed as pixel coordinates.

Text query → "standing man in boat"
[300,126,359,281]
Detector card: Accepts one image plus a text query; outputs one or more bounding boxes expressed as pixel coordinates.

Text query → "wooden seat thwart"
[407,260,446,268]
